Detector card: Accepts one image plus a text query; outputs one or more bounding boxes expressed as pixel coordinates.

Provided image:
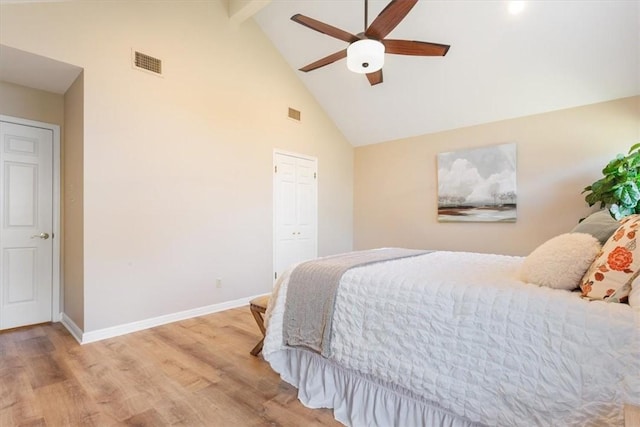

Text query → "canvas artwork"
[437,142,517,222]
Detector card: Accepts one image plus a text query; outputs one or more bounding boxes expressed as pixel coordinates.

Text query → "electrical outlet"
[216,278,222,288]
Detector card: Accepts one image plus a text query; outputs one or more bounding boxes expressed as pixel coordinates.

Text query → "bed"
[262,247,640,426]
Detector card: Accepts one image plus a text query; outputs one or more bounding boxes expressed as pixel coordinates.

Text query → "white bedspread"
[263,251,640,426]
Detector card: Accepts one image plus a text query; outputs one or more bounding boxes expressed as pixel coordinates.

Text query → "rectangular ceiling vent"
[132,50,162,76]
[288,107,301,122]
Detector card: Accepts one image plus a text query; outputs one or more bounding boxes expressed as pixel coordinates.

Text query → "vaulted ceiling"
[1,1,637,148]
[253,0,640,146]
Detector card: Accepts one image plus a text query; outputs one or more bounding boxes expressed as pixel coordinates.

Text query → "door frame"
[273,149,318,284]
[1,115,61,323]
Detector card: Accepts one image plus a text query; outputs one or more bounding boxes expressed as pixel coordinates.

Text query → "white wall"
[0,0,354,332]
[355,96,640,256]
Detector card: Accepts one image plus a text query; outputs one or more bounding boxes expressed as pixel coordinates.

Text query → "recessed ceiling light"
[508,1,526,15]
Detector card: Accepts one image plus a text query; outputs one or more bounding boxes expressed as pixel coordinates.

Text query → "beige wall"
[0,81,63,126]
[355,96,640,256]
[0,0,353,332]
[63,73,84,329]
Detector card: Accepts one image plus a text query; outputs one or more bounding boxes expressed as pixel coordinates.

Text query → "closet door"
[273,152,318,282]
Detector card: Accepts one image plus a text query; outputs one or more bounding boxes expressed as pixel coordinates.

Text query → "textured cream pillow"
[521,233,602,290]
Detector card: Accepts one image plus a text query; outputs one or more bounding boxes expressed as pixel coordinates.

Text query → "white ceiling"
[254,1,640,146]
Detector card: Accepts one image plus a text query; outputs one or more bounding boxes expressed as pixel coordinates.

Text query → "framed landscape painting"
[437,142,517,222]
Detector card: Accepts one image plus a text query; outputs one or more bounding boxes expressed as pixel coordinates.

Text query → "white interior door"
[0,121,54,329]
[274,152,318,281]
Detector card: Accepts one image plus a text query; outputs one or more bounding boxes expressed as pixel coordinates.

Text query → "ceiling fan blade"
[365,0,418,40]
[383,39,450,56]
[366,69,383,86]
[299,49,348,72]
[291,14,360,44]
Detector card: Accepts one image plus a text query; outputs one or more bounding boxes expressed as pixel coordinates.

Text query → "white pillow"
[520,233,602,290]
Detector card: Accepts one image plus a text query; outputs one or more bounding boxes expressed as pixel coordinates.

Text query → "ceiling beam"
[228,0,271,25]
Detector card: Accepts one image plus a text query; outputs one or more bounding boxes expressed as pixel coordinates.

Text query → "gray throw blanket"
[283,248,430,357]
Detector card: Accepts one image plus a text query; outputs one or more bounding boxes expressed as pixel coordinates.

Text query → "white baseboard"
[60,313,84,344]
[59,293,270,345]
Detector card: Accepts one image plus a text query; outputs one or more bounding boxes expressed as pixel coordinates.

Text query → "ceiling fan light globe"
[347,39,385,74]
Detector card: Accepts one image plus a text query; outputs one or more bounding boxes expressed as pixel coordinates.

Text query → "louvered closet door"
[273,152,318,282]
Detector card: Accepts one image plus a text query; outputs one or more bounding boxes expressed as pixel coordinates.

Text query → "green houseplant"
[583,143,640,220]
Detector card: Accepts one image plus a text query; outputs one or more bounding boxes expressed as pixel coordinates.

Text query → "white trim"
[0,115,61,327]
[61,294,269,345]
[60,313,83,344]
[273,149,316,162]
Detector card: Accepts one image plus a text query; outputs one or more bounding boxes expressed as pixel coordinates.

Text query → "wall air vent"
[132,50,162,76]
[288,107,301,122]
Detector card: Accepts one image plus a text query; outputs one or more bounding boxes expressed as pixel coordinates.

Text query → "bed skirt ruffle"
[266,347,480,427]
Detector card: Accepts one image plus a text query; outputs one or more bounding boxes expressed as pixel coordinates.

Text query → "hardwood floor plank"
[0,307,342,426]
[142,331,223,387]
[0,365,42,426]
[65,355,148,422]
[33,380,115,426]
[123,408,167,426]
[262,398,336,427]
[15,336,55,357]
[0,324,47,342]
[25,354,67,390]
[16,417,47,427]
[195,382,268,425]
[152,395,214,426]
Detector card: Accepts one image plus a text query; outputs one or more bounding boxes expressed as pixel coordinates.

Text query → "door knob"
[30,232,50,240]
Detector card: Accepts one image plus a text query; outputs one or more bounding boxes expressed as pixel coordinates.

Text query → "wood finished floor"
[0,308,342,426]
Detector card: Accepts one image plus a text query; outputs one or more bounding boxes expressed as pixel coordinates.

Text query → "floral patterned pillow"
[580,214,640,303]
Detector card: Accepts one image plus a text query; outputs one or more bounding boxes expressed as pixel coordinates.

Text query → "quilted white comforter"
[263,251,640,426]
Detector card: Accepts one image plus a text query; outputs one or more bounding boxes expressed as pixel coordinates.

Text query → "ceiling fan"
[291,0,450,86]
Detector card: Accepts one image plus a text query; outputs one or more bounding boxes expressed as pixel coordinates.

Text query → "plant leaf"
[611,204,635,220]
[615,182,640,207]
[610,204,623,220]
[584,143,640,219]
